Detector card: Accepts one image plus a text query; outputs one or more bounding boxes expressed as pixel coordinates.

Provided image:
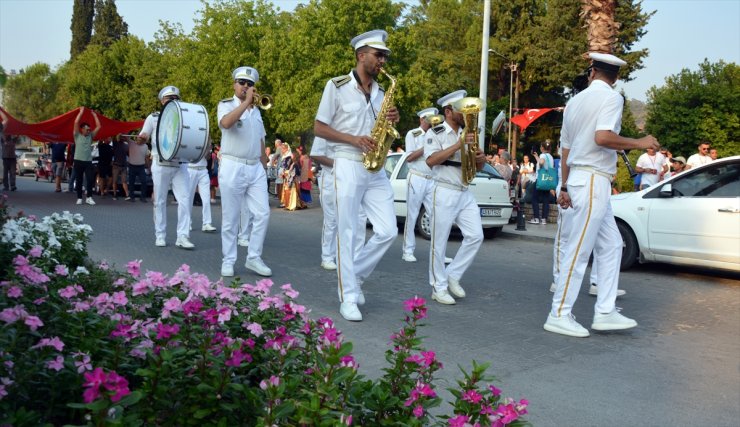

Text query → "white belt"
[571,166,615,182]
[435,180,467,192]
[222,154,259,165]
[409,169,433,180]
[157,162,180,168]
[334,152,364,162]
[188,165,207,170]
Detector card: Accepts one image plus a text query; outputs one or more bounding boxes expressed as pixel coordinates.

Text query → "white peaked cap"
[351,29,391,52]
[416,107,438,118]
[437,90,467,108]
[158,85,180,100]
[232,66,259,83]
[588,52,627,72]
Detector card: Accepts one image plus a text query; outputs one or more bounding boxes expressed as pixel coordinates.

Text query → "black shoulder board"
[412,129,423,137]
[378,84,385,92]
[152,111,160,117]
[432,125,445,134]
[331,75,351,88]
[220,98,232,103]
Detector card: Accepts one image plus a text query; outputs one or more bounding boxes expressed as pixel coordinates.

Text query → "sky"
[1,0,738,103]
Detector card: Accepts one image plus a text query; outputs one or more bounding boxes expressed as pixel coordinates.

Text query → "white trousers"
[334,158,396,304]
[239,197,253,241]
[429,185,483,292]
[152,162,191,240]
[219,158,269,266]
[551,170,622,318]
[403,172,434,256]
[319,167,337,264]
[188,168,212,227]
[552,207,597,285]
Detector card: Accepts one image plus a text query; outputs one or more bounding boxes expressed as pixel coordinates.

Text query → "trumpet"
[253,92,273,110]
[424,114,445,127]
[451,97,485,185]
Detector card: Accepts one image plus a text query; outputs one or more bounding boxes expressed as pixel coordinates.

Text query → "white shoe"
[544,313,590,337]
[357,291,365,306]
[444,256,453,264]
[86,197,96,205]
[221,264,234,277]
[237,239,250,247]
[202,224,217,232]
[321,260,337,270]
[447,276,466,298]
[431,289,456,305]
[340,302,362,321]
[591,310,637,331]
[402,253,417,262]
[76,198,83,205]
[155,237,166,247]
[541,218,547,225]
[245,258,272,276]
[528,218,539,224]
[210,198,217,203]
[589,283,626,297]
[549,282,557,293]
[175,236,195,250]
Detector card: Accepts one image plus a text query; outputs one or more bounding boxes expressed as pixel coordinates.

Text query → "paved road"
[3,176,739,426]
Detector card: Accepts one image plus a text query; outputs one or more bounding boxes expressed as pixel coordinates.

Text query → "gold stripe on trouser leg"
[334,170,343,302]
[403,177,411,248]
[555,209,562,275]
[557,174,595,317]
[430,186,438,286]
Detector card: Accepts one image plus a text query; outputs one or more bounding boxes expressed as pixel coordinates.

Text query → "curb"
[498,227,556,243]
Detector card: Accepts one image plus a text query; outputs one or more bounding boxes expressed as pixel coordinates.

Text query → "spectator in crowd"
[494,151,513,183]
[209,144,219,203]
[519,154,534,196]
[709,148,718,161]
[73,107,101,205]
[1,110,16,192]
[529,140,554,225]
[50,141,67,192]
[127,130,149,202]
[276,140,290,206]
[685,141,712,169]
[635,147,667,190]
[280,146,305,211]
[97,137,114,197]
[665,156,686,179]
[66,143,76,192]
[297,145,312,204]
[111,135,130,200]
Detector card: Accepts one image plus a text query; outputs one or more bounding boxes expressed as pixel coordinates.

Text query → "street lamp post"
[489,49,517,155]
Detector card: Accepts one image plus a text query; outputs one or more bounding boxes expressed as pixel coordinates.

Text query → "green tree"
[3,63,60,122]
[70,0,94,59]
[90,0,129,48]
[645,60,739,158]
[0,65,7,87]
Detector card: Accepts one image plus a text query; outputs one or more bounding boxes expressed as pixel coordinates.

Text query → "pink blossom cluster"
[13,255,50,285]
[82,367,131,403]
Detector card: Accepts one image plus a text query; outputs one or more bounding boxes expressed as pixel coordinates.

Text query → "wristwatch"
[560,186,568,192]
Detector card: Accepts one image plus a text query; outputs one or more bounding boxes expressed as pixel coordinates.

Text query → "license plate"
[480,208,502,217]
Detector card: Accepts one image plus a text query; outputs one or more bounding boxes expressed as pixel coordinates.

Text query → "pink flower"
[340,355,357,368]
[225,348,252,367]
[111,291,128,306]
[403,295,426,312]
[462,389,483,404]
[54,265,69,276]
[448,415,470,427]
[6,287,22,298]
[46,355,64,371]
[413,405,424,418]
[155,322,180,340]
[24,315,44,331]
[246,322,264,337]
[59,285,83,299]
[126,259,142,278]
[28,246,43,258]
[182,299,203,315]
[493,403,519,424]
[488,384,502,397]
[98,260,110,270]
[161,296,182,319]
[0,305,27,324]
[281,283,299,299]
[74,353,92,373]
[31,336,65,351]
[260,375,280,389]
[103,371,131,402]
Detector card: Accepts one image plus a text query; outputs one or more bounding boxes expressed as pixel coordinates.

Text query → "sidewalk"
[500,220,557,242]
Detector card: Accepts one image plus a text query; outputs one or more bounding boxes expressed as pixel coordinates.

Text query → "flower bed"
[0,196,529,426]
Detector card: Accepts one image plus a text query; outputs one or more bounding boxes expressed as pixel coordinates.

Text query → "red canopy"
[0,107,144,143]
[510,108,554,131]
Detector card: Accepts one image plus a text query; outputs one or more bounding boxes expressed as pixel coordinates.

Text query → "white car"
[384,152,513,239]
[611,155,739,272]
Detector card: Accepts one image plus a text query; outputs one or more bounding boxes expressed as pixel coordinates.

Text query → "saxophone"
[451,97,485,185]
[363,68,400,172]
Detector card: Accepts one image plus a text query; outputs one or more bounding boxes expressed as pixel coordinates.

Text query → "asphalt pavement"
[3,176,739,426]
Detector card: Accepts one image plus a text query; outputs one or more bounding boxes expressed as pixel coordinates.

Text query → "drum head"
[156,100,182,162]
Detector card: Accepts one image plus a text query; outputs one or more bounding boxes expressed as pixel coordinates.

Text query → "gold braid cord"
[580,0,621,55]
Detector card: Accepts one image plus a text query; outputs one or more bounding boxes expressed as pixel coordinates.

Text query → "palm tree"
[581,0,618,54]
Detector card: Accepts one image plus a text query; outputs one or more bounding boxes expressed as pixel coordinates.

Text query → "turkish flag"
[0,107,144,143]
[510,108,553,131]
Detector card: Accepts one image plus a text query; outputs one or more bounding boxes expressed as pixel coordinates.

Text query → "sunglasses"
[236,79,255,87]
[370,51,390,61]
[164,95,179,100]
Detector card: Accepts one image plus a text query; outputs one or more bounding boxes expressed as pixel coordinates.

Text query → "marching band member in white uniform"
[310,136,339,271]
[314,30,399,322]
[402,107,437,263]
[138,86,194,249]
[424,90,486,305]
[217,66,272,278]
[545,53,659,337]
[188,139,217,233]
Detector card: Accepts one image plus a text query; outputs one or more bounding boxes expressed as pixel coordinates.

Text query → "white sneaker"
[431,289,456,305]
[549,282,557,292]
[221,264,234,277]
[175,236,195,250]
[528,218,539,224]
[237,239,250,247]
[543,313,590,338]
[357,291,365,306]
[447,276,466,298]
[541,218,547,225]
[591,310,637,331]
[340,302,362,321]
[245,258,272,276]
[444,256,453,264]
[76,198,83,205]
[321,260,337,270]
[202,224,217,232]
[210,198,217,203]
[155,237,166,247]
[402,253,417,262]
[589,283,626,297]
[86,197,96,205]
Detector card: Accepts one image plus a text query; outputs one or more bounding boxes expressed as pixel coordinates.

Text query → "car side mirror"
[659,183,673,197]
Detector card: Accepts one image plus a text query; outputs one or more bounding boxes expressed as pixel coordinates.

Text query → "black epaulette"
[378,84,385,92]
[412,129,423,137]
[432,125,445,134]
[220,98,232,103]
[152,111,160,117]
[331,75,351,88]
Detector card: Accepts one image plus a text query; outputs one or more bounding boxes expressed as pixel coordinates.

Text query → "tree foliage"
[90,0,129,48]
[645,60,739,158]
[70,0,94,59]
[3,63,60,122]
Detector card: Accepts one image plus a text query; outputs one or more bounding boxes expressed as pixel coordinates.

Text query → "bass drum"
[156,100,209,163]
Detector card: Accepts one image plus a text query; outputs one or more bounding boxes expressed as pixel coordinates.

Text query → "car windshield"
[479,163,504,180]
[24,153,41,160]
